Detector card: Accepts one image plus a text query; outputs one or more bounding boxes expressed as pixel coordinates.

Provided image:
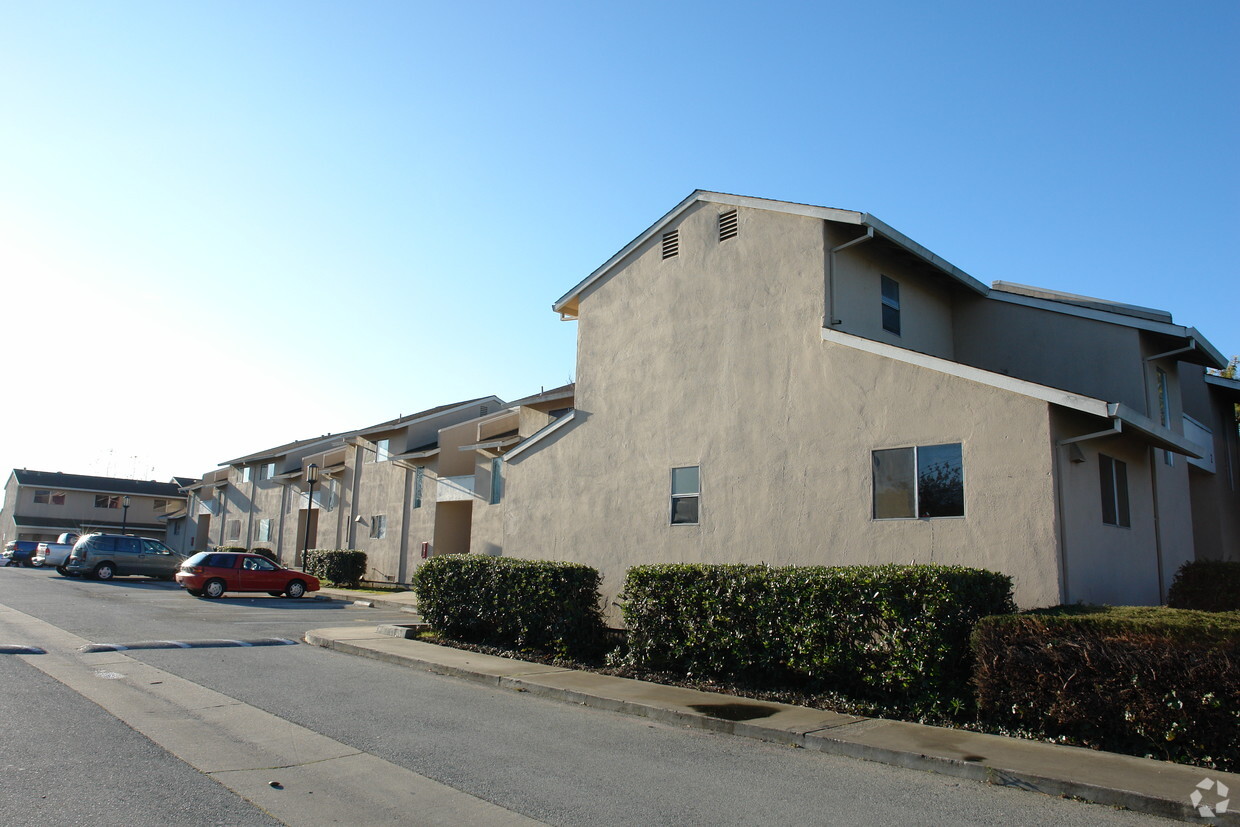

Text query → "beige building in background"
[1,470,191,544]
[467,191,1238,614]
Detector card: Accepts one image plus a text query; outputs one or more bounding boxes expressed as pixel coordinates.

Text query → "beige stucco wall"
[499,202,1065,619]
[1050,409,1164,605]
[953,297,1148,409]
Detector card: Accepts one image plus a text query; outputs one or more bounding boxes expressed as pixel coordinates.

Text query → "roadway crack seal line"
[0,600,544,827]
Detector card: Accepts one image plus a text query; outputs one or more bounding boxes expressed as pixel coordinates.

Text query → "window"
[670,466,700,525]
[872,443,964,519]
[227,520,241,541]
[257,518,273,542]
[258,462,276,480]
[244,556,276,571]
[242,466,252,483]
[173,521,182,536]
[881,275,901,335]
[1156,369,1173,466]
[369,515,387,539]
[35,489,66,505]
[95,495,120,510]
[489,457,503,505]
[662,229,679,259]
[51,491,65,505]
[1099,454,1131,527]
[153,499,167,511]
[413,466,423,509]
[718,209,738,242]
[375,438,391,462]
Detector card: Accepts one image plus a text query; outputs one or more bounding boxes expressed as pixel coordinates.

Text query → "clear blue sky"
[2,1,1236,485]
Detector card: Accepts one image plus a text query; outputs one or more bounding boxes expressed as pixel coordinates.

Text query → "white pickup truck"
[33,533,82,573]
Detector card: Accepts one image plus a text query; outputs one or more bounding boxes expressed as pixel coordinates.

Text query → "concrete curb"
[306,626,1240,824]
[312,589,420,613]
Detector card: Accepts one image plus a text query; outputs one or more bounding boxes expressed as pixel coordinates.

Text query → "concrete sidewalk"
[305,624,1238,824]
[312,586,421,612]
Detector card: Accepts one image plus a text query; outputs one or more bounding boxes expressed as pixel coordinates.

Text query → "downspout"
[276,484,288,564]
[1054,420,1123,603]
[348,444,364,548]
[824,225,874,328]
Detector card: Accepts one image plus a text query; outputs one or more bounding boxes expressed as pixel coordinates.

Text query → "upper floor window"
[873,443,964,519]
[242,466,252,483]
[257,462,276,480]
[413,466,424,509]
[1099,454,1131,527]
[257,518,273,542]
[34,490,66,505]
[95,495,121,510]
[489,457,503,505]
[153,499,167,511]
[881,276,901,335]
[369,515,387,539]
[670,466,700,525]
[1156,368,1173,467]
[375,438,391,462]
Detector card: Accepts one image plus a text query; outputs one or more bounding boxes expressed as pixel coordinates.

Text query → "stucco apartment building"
[167,398,506,583]
[1,470,191,545]
[465,192,1238,613]
[154,191,1236,612]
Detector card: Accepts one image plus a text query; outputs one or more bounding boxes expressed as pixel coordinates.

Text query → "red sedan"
[176,552,320,599]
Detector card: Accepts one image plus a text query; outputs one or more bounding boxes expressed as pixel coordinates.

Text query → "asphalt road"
[0,567,1177,826]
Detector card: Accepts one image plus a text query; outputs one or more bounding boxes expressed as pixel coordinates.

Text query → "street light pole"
[301,464,318,568]
[121,495,131,534]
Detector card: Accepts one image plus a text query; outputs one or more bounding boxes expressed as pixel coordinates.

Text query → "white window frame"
[369,515,387,539]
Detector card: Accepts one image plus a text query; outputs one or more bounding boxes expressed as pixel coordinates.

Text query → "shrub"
[213,546,247,554]
[250,547,277,563]
[304,549,367,588]
[1167,560,1240,612]
[620,563,1015,716]
[972,606,1240,771]
[412,554,606,658]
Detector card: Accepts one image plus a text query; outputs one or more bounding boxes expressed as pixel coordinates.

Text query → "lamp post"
[121,495,131,534]
[301,464,318,567]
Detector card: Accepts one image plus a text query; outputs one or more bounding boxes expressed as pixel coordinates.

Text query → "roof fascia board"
[458,436,521,452]
[223,434,348,467]
[988,293,1227,368]
[11,483,185,498]
[1108,403,1203,458]
[503,411,578,462]
[355,396,503,437]
[821,327,1111,417]
[553,190,987,313]
[1204,374,1240,398]
[859,214,989,295]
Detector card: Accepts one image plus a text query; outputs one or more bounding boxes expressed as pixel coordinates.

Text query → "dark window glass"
[917,443,964,517]
[93,536,117,552]
[872,448,915,518]
[671,496,699,525]
[205,554,238,569]
[119,537,141,553]
[670,466,700,525]
[1100,454,1131,527]
[881,275,901,335]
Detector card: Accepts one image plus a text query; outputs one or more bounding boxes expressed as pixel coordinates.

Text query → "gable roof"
[354,396,502,438]
[10,470,186,498]
[552,190,988,317]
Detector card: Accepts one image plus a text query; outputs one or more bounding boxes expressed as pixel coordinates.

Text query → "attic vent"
[661,229,679,259]
[480,405,489,415]
[718,209,738,242]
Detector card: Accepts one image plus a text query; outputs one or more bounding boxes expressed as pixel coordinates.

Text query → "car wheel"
[202,579,226,599]
[30,558,43,568]
[56,566,69,576]
[284,580,306,599]
[267,591,283,597]
[186,589,202,597]
[93,563,115,581]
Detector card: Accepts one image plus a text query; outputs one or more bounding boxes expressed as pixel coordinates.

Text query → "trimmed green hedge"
[620,563,1015,716]
[1167,560,1240,612]
[412,554,606,658]
[213,546,247,554]
[973,606,1240,771]
[304,549,367,588]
